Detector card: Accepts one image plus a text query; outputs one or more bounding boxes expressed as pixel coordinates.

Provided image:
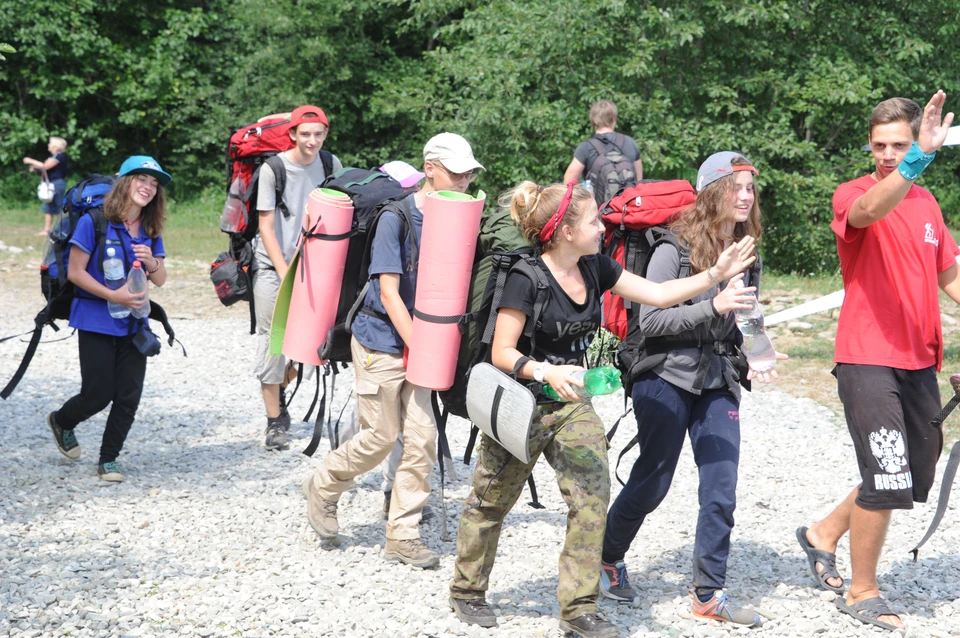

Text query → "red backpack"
[600,180,697,340]
[210,114,332,332]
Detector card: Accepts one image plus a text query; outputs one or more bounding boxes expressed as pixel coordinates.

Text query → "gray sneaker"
[264,417,289,451]
[47,412,81,460]
[449,596,498,628]
[600,561,638,602]
[302,476,338,540]
[559,613,619,638]
[383,538,439,569]
[97,461,125,482]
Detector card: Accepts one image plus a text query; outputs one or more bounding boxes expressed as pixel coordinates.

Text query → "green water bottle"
[542,365,623,402]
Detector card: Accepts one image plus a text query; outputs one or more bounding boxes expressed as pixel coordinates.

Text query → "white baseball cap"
[423,132,485,174]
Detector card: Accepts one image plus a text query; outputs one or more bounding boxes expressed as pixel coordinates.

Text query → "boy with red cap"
[253,105,342,451]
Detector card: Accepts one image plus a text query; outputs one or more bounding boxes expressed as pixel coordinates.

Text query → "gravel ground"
[1,266,959,638]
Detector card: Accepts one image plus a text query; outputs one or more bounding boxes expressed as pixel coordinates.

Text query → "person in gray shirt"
[600,152,784,627]
[253,105,342,451]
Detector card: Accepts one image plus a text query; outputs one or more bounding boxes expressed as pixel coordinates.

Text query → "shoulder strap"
[264,154,290,218]
[319,150,334,181]
[587,137,607,172]
[513,255,550,354]
[612,133,626,153]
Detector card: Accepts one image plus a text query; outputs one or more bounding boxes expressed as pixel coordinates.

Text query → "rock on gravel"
[1,276,958,637]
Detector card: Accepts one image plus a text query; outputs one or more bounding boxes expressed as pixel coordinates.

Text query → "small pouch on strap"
[466,362,537,463]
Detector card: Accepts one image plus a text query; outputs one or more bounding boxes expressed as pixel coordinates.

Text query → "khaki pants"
[450,401,610,620]
[310,337,437,540]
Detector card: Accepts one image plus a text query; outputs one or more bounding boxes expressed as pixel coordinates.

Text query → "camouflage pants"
[450,401,610,621]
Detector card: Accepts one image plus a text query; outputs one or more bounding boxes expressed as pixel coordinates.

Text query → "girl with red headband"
[449,179,757,637]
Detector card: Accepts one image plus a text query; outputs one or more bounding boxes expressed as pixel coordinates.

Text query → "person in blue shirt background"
[45,155,172,483]
[23,136,69,236]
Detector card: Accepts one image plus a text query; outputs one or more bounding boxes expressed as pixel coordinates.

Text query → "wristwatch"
[532,362,546,383]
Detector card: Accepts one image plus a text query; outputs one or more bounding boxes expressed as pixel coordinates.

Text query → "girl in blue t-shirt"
[449,180,757,636]
[46,155,173,483]
[23,136,69,236]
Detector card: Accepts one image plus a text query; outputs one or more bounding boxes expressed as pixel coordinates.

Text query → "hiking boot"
[278,390,292,430]
[47,412,81,460]
[600,560,638,602]
[302,476,338,539]
[383,538,440,569]
[383,490,435,523]
[264,417,289,451]
[449,596,498,628]
[689,589,761,627]
[97,461,125,482]
[558,613,619,638]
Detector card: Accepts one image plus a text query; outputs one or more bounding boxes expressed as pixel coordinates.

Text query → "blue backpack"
[2,175,181,400]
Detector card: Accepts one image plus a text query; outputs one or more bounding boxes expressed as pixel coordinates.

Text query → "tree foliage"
[2,0,959,273]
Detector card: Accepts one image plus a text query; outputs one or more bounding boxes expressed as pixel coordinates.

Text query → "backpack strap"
[586,137,607,176]
[319,150,333,182]
[264,154,290,219]
[352,199,417,327]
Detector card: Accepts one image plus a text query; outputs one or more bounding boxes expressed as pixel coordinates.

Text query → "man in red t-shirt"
[797,92,957,632]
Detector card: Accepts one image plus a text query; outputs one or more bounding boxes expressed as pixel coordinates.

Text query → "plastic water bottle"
[220,177,244,233]
[104,248,131,319]
[733,281,776,371]
[128,260,150,319]
[543,365,623,402]
[582,179,594,194]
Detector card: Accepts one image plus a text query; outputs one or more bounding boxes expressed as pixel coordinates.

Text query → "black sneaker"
[559,613,619,638]
[449,596,497,628]
[383,490,435,523]
[47,412,81,460]
[264,417,289,451]
[97,461,125,482]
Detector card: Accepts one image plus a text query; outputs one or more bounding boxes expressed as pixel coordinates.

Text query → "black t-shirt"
[497,254,623,365]
[47,152,68,181]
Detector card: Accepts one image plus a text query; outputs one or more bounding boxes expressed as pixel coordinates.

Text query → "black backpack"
[295,167,416,457]
[585,133,637,207]
[2,179,182,400]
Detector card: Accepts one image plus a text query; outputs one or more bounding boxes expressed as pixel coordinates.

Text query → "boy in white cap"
[304,133,484,568]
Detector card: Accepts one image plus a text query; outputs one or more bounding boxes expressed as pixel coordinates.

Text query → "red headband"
[538,181,577,243]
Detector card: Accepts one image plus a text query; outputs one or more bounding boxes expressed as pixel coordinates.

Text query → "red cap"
[133,260,142,269]
[289,105,329,129]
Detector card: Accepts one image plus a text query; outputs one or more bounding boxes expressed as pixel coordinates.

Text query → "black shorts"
[835,364,943,510]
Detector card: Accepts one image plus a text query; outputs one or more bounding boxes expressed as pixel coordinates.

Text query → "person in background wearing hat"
[303,133,483,568]
[253,105,341,451]
[599,152,786,627]
[45,155,172,482]
[797,92,957,632]
[23,136,69,236]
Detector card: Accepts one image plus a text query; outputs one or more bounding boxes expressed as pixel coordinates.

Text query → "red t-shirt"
[831,175,959,370]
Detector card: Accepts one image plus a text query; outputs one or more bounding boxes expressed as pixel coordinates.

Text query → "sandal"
[796,526,844,594]
[834,596,903,632]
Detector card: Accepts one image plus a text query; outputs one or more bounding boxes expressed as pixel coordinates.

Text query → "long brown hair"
[103,175,167,238]
[501,181,594,251]
[670,157,762,273]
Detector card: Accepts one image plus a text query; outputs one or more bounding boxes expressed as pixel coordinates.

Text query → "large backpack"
[211,115,333,333]
[2,176,181,400]
[584,133,638,208]
[600,180,698,341]
[297,167,417,457]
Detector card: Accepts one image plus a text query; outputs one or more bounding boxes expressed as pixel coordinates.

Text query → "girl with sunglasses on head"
[448,180,757,638]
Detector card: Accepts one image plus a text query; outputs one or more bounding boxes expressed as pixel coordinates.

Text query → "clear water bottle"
[733,280,776,372]
[41,237,56,268]
[128,260,150,319]
[582,179,594,194]
[104,247,131,319]
[543,365,622,402]
[220,177,244,233]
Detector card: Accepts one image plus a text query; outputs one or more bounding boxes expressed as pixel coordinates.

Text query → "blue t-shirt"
[351,195,422,354]
[68,214,165,337]
[47,153,68,182]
